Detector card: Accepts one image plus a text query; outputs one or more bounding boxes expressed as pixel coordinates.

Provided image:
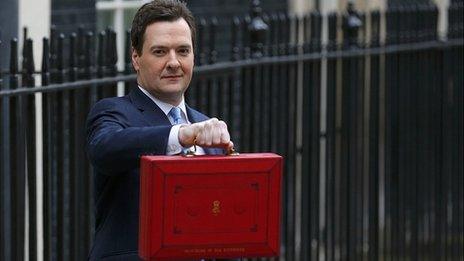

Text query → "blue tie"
[169,107,185,125]
[169,107,193,155]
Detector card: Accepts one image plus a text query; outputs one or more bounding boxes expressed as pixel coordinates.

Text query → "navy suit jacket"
[86,87,221,260]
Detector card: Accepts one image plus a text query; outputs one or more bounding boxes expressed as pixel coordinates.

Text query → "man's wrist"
[166,124,184,155]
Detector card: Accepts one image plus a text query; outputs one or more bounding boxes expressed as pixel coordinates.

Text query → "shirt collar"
[138,86,188,120]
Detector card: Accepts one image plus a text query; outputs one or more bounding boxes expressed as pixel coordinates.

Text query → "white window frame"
[96,0,150,95]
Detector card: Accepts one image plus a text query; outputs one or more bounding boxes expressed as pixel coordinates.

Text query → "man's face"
[132,18,194,106]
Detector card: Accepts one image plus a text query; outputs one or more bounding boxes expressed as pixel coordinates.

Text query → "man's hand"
[178,118,234,151]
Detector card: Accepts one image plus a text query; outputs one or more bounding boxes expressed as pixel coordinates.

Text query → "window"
[96,0,149,72]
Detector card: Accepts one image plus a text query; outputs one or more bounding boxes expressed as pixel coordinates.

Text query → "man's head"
[131,0,196,55]
[131,0,196,105]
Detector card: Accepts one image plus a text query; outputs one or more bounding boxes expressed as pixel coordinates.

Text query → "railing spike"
[50,25,57,69]
[70,33,77,69]
[23,39,35,87]
[125,29,131,66]
[197,18,207,65]
[109,30,118,73]
[208,17,218,64]
[97,31,107,78]
[231,16,240,61]
[41,37,50,74]
[248,0,268,58]
[22,27,28,71]
[57,33,65,71]
[241,15,251,59]
[10,38,19,75]
[83,31,95,79]
[85,32,94,70]
[77,26,85,68]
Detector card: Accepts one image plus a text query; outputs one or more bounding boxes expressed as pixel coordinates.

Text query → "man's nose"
[166,50,180,70]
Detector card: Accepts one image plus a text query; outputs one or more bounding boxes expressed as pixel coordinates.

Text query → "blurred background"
[0,0,463,260]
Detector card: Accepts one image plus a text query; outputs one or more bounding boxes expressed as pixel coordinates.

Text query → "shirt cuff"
[166,124,184,155]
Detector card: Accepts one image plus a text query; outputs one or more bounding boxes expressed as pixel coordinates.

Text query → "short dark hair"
[131,0,196,55]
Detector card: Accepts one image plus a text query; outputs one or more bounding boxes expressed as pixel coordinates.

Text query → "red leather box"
[139,153,282,260]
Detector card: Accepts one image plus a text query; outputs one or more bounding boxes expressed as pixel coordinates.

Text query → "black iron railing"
[1,1,463,260]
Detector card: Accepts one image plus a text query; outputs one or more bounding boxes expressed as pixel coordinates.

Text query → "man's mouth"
[162,75,182,79]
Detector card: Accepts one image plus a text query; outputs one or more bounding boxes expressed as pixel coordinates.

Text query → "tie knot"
[169,107,184,125]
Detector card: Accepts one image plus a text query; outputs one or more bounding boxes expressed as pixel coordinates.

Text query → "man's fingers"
[179,118,233,149]
[220,129,230,144]
[212,124,223,144]
[212,119,229,146]
[203,120,214,146]
[218,121,230,144]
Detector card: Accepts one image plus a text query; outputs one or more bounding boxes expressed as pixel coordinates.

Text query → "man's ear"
[131,47,140,72]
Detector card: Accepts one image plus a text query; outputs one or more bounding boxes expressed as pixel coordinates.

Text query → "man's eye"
[178,49,190,55]
[153,50,165,56]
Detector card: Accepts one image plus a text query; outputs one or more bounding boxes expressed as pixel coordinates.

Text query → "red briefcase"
[139,153,282,260]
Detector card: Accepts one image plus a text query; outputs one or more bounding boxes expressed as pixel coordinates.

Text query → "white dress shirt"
[138,86,205,155]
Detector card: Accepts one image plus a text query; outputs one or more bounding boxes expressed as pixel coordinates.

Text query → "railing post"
[370,11,381,48]
[341,4,363,260]
[10,37,27,261]
[343,2,362,49]
[97,31,106,79]
[270,13,279,56]
[327,13,338,51]
[0,37,2,90]
[248,0,268,58]
[0,37,13,261]
[106,28,117,76]
[42,38,50,86]
[10,39,19,89]
[208,17,218,65]
[278,13,288,56]
[22,27,28,73]
[49,26,58,81]
[77,26,86,70]
[230,17,240,62]
[84,32,94,81]
[24,36,38,261]
[310,11,322,52]
[241,15,251,59]
[22,38,35,87]
[57,34,66,83]
[40,43,50,261]
[197,18,206,65]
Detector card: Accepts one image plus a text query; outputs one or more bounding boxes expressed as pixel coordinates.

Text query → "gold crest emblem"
[212,200,221,216]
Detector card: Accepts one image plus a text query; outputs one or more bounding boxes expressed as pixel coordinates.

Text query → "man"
[86,0,233,259]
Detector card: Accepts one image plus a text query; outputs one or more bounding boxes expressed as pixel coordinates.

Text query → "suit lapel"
[129,87,171,126]
[185,105,206,124]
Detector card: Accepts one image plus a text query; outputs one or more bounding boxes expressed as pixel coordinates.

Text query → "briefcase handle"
[182,141,239,157]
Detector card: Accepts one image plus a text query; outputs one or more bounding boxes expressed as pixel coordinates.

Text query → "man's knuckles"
[180,118,231,148]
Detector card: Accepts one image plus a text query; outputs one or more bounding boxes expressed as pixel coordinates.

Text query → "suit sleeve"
[86,98,171,175]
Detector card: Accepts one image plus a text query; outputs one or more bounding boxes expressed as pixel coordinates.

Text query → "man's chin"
[157,89,187,103]
[163,86,187,95]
